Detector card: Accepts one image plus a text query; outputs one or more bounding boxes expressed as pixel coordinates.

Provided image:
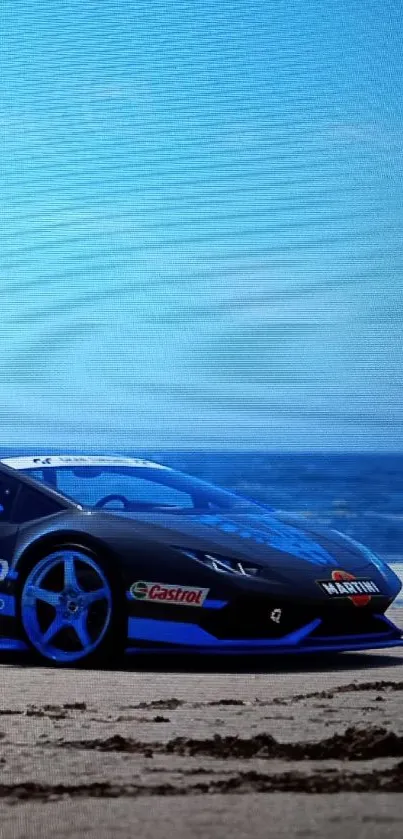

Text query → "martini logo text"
[317,569,381,607]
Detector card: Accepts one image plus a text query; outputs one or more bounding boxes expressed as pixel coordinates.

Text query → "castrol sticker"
[130,581,209,607]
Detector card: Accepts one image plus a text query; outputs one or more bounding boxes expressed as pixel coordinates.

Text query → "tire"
[19,544,125,667]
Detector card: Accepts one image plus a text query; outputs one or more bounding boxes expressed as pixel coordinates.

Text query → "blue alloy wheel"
[21,549,113,663]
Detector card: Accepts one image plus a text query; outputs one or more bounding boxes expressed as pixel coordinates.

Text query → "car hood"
[102,507,377,578]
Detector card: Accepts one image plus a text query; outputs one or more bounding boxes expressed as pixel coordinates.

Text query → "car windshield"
[20,465,264,514]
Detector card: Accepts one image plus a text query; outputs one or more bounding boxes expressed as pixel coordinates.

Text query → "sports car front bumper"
[126,612,403,655]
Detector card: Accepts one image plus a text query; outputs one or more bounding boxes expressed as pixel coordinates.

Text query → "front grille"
[199,595,395,642]
[200,595,317,640]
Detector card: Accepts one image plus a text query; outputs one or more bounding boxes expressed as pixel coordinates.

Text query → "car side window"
[12,486,62,524]
[0,477,18,521]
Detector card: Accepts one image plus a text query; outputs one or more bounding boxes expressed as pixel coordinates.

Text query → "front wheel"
[20,547,123,666]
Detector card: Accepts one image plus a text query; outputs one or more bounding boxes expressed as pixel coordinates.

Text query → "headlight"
[177,549,261,578]
[332,531,395,581]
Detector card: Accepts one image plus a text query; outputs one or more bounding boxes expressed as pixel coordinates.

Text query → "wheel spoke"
[83,587,108,607]
[43,615,65,644]
[63,554,79,589]
[73,611,91,649]
[26,586,60,608]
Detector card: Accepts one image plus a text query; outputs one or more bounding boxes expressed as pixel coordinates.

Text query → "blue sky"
[1,0,402,450]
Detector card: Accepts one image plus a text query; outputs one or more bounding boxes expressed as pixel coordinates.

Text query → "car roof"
[1,455,171,471]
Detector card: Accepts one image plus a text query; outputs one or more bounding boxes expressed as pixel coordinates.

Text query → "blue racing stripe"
[127,616,321,647]
[203,599,227,609]
[0,639,28,651]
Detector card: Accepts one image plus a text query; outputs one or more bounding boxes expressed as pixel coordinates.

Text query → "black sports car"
[0,454,401,665]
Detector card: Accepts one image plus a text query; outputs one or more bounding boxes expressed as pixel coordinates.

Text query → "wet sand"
[0,608,402,838]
